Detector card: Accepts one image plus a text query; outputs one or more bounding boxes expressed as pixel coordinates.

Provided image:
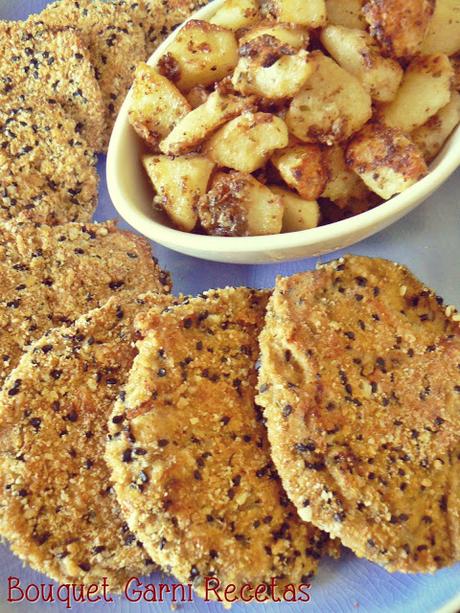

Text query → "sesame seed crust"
[0,219,171,391]
[106,287,338,601]
[0,96,98,225]
[0,21,106,152]
[257,255,460,573]
[0,293,175,590]
[33,0,148,151]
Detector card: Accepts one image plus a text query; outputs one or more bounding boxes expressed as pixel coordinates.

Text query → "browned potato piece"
[271,144,327,200]
[321,145,369,206]
[453,54,460,91]
[270,186,320,231]
[158,20,239,93]
[321,26,403,102]
[128,63,191,150]
[204,112,289,173]
[363,0,435,58]
[326,0,367,29]
[143,154,215,231]
[210,0,260,30]
[265,0,327,27]
[381,54,454,132]
[239,21,309,49]
[198,171,283,236]
[346,123,428,199]
[421,0,460,56]
[286,52,372,145]
[411,91,460,162]
[160,90,255,155]
[232,35,314,99]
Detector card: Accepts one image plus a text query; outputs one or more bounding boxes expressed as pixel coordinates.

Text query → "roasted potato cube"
[160,90,255,155]
[381,54,454,132]
[210,0,260,30]
[232,36,314,99]
[198,171,283,236]
[321,145,369,205]
[363,0,435,58]
[158,20,239,92]
[421,0,460,56]
[269,185,319,232]
[286,52,372,145]
[204,112,289,173]
[346,123,428,199]
[271,144,327,200]
[143,154,215,232]
[128,63,191,149]
[266,0,327,28]
[325,0,367,30]
[239,21,309,49]
[411,91,460,162]
[321,26,403,102]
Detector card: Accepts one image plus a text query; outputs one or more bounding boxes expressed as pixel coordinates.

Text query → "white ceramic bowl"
[107,0,460,264]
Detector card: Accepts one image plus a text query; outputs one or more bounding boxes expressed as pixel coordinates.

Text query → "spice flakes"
[0,20,105,152]
[106,287,339,601]
[0,219,171,390]
[257,255,460,573]
[0,293,175,589]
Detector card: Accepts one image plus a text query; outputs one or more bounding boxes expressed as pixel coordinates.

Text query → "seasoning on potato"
[130,0,460,237]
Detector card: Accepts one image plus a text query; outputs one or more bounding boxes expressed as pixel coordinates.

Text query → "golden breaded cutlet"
[0,21,106,152]
[257,255,460,573]
[0,96,98,225]
[106,288,339,602]
[0,220,171,390]
[33,0,148,150]
[0,293,176,590]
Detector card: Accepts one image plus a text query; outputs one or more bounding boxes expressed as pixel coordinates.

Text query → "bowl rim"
[107,0,460,255]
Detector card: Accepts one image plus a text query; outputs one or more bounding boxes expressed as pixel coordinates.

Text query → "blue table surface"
[1,2,459,612]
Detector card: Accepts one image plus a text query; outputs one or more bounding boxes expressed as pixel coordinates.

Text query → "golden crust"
[0,293,175,590]
[0,96,98,225]
[34,0,148,151]
[257,256,460,573]
[363,0,435,58]
[0,21,106,152]
[106,288,338,601]
[0,220,170,390]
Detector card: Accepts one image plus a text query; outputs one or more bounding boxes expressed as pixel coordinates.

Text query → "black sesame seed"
[295,442,316,453]
[109,280,125,290]
[30,417,41,430]
[189,566,200,580]
[79,562,91,572]
[122,448,133,463]
[282,404,292,417]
